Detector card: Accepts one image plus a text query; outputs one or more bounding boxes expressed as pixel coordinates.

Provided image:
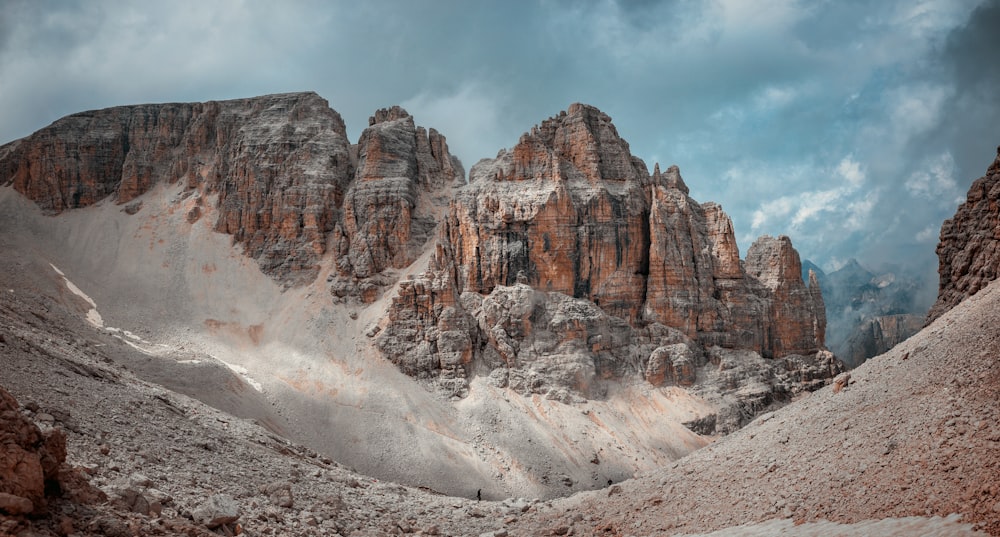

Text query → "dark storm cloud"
[1,0,997,309]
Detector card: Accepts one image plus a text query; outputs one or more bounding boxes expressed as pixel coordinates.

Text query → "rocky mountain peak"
[507,103,645,185]
[0,93,463,289]
[653,163,690,194]
[368,105,413,126]
[381,102,836,414]
[745,235,801,290]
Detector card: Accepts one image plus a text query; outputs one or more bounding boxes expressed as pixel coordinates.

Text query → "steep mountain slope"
[0,257,520,536]
[511,270,1000,536]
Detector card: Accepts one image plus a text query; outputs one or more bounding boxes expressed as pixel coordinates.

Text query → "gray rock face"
[190,493,240,528]
[836,314,924,368]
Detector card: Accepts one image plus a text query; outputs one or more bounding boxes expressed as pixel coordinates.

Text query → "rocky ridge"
[377,103,838,431]
[928,146,1000,322]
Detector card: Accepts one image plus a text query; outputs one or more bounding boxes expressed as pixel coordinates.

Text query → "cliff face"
[446,104,824,357]
[0,92,353,284]
[330,106,464,301]
[928,147,1000,322]
[377,103,837,428]
[0,94,462,287]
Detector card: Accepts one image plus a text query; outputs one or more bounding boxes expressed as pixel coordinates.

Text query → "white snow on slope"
[50,263,104,328]
[215,356,264,392]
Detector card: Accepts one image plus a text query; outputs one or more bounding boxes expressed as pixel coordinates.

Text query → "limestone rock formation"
[928,146,1000,321]
[331,106,464,301]
[2,95,837,431]
[378,103,837,425]
[0,92,354,285]
[744,235,828,357]
[0,95,463,290]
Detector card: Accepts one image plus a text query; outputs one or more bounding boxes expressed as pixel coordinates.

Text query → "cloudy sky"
[2,0,998,297]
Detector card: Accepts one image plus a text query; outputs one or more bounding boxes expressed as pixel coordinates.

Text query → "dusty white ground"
[0,183,713,501]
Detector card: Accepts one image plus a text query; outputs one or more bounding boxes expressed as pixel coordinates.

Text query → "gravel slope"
[512,278,1000,536]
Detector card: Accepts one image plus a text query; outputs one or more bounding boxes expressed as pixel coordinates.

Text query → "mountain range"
[802,258,932,368]
[1,93,998,536]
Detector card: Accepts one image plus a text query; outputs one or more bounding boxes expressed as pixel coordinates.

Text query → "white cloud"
[844,190,879,231]
[889,83,953,139]
[753,85,799,112]
[905,152,958,200]
[750,154,868,232]
[402,82,510,171]
[790,188,845,227]
[751,196,796,230]
[915,225,938,242]
[836,155,866,187]
[892,0,981,43]
[715,0,809,37]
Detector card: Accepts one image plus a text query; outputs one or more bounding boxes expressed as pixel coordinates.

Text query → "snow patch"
[214,356,264,392]
[50,263,104,328]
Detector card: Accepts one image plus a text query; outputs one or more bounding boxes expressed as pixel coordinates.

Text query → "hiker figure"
[477,489,482,501]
